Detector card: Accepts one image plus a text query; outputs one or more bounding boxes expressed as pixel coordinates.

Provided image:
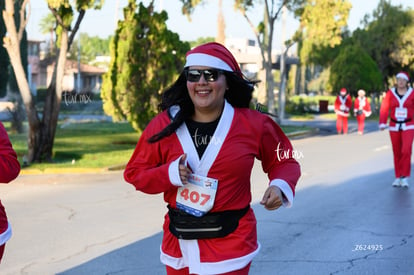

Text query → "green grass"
[6,121,139,171]
[5,120,308,172]
[286,113,316,120]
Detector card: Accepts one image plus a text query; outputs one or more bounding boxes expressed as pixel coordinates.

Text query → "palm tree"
[216,0,225,44]
[39,13,56,54]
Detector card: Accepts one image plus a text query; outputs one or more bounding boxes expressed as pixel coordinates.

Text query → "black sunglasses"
[185,69,225,82]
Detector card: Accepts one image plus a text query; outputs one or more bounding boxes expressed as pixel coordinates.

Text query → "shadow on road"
[57,168,413,275]
[58,232,165,275]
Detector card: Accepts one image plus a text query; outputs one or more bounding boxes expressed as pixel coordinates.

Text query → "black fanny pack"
[167,205,250,240]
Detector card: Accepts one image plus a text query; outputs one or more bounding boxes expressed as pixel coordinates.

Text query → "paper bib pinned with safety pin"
[176,174,218,217]
[395,107,408,120]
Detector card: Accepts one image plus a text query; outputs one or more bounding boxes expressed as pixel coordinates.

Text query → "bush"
[286,95,336,115]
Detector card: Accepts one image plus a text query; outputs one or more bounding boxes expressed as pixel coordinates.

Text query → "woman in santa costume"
[353,89,372,135]
[334,88,353,134]
[124,42,301,275]
[379,71,414,188]
[0,122,20,263]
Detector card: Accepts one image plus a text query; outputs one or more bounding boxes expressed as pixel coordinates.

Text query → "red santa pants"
[389,129,414,178]
[336,115,348,134]
[356,114,366,133]
[166,262,251,275]
[0,203,7,264]
[0,244,4,263]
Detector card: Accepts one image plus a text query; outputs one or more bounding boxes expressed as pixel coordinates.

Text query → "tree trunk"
[35,31,68,161]
[265,61,275,114]
[8,92,25,133]
[265,27,275,116]
[216,0,225,44]
[278,50,287,122]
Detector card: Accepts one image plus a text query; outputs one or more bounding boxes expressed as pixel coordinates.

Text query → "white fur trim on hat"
[184,53,233,72]
[396,72,409,81]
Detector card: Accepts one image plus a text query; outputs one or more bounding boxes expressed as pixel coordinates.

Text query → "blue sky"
[27,0,413,47]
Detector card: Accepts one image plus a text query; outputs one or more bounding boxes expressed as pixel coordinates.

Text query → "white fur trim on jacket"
[160,242,261,274]
[0,222,12,246]
[270,179,294,207]
[168,155,186,187]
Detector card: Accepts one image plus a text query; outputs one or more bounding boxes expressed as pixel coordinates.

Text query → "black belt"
[391,118,411,130]
[391,118,411,123]
[167,205,250,240]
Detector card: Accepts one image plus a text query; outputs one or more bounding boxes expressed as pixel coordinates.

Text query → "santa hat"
[396,71,410,81]
[184,42,242,77]
[340,88,347,93]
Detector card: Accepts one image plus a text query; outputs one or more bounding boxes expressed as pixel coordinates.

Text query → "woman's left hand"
[260,186,283,210]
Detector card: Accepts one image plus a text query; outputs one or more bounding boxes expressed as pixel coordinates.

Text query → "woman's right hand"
[179,154,192,184]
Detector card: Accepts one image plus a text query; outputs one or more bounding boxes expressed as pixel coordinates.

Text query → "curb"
[20,167,118,175]
[286,128,319,138]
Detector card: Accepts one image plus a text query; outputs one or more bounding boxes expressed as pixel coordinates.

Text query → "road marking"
[374,145,390,152]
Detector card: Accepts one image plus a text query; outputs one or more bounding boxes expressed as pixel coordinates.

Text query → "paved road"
[0,122,413,274]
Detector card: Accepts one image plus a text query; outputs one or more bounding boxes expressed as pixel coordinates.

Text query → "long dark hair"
[147,70,255,143]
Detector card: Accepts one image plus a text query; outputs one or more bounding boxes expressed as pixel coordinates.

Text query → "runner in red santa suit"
[0,122,20,263]
[124,42,301,275]
[379,71,414,188]
[334,88,352,134]
[353,89,372,135]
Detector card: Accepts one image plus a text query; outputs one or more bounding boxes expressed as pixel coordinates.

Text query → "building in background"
[28,40,107,96]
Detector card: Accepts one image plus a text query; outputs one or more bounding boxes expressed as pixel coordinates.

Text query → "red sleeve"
[123,113,180,194]
[346,95,352,108]
[379,91,391,125]
[365,98,372,112]
[334,96,340,111]
[258,116,301,196]
[353,98,359,111]
[0,122,20,183]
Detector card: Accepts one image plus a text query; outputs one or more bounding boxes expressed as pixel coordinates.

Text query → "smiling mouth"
[196,90,211,95]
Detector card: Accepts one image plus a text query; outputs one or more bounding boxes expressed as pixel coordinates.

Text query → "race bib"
[395,107,408,120]
[176,174,218,217]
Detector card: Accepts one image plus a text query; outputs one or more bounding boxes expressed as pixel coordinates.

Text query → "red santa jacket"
[354,96,372,117]
[334,94,353,117]
[124,101,300,274]
[379,87,414,131]
[0,122,20,246]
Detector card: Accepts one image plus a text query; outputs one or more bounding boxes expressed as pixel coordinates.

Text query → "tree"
[2,0,103,163]
[190,37,215,48]
[216,0,225,44]
[178,0,350,122]
[329,44,383,95]
[101,1,190,133]
[298,0,351,63]
[180,0,295,117]
[354,0,414,84]
[39,13,56,54]
[294,0,351,98]
[2,0,29,134]
[68,33,111,64]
